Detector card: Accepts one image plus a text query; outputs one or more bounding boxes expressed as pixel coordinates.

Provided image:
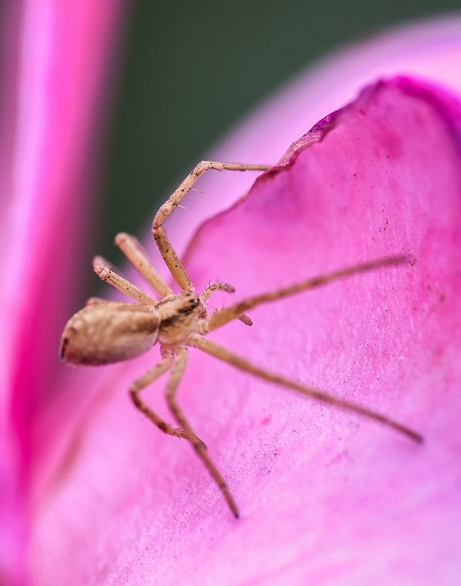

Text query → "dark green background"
[98,1,459,260]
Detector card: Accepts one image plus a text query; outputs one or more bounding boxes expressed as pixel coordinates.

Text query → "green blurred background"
[98,0,460,260]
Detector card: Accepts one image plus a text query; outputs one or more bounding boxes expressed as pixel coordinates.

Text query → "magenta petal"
[0,2,126,584]
[31,77,461,584]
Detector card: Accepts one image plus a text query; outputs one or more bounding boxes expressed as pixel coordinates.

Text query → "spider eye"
[189,297,199,308]
[183,296,200,313]
[183,292,200,308]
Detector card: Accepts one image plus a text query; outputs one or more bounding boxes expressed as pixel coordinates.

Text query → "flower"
[3,10,461,586]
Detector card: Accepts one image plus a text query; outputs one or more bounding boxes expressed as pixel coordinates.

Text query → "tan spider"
[60,161,423,518]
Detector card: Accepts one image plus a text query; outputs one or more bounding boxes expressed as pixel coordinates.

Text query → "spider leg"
[152,161,270,293]
[129,349,187,439]
[93,256,155,305]
[165,345,240,518]
[115,232,173,298]
[187,334,423,444]
[203,256,410,332]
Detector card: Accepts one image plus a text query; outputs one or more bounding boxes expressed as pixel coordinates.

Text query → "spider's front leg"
[165,345,240,518]
[152,161,270,293]
[202,256,410,333]
[93,256,156,305]
[115,232,173,299]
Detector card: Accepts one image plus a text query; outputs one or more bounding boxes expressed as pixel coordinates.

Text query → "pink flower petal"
[0,2,127,584]
[31,76,461,584]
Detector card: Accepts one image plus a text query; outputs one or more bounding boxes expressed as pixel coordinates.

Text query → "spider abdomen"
[60,301,160,366]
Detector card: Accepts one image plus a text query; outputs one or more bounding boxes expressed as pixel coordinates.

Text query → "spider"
[60,161,423,518]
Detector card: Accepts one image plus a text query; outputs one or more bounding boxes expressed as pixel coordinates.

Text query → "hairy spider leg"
[115,232,173,298]
[165,345,240,517]
[129,349,187,439]
[151,161,270,293]
[188,334,423,444]
[93,256,156,305]
[203,256,408,331]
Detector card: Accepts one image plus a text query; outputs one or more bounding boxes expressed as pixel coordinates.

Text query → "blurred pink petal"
[0,1,126,584]
[31,71,461,585]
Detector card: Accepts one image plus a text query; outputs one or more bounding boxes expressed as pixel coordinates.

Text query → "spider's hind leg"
[130,350,187,440]
[165,345,240,517]
[188,334,423,444]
